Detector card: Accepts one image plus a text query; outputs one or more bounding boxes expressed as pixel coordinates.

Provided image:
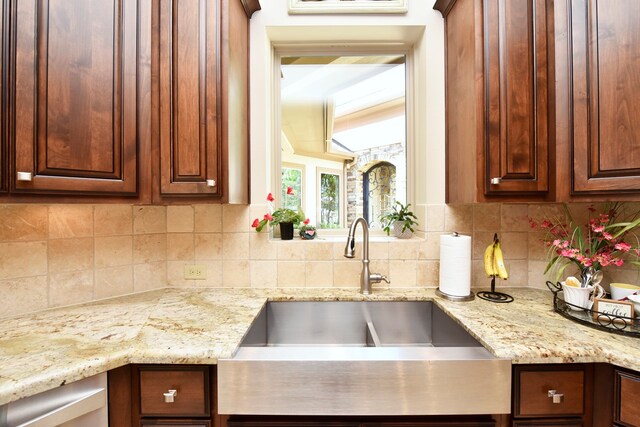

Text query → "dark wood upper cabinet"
[158,0,219,196]
[11,0,138,195]
[0,0,6,193]
[569,0,640,195]
[484,0,550,196]
[435,0,553,203]
[155,0,256,203]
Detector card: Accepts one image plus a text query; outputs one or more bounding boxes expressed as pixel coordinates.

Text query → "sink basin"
[218,301,511,416]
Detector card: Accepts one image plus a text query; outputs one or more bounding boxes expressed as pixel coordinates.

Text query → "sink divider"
[366,321,382,347]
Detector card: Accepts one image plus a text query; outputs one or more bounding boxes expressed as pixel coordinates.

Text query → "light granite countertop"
[1,287,640,406]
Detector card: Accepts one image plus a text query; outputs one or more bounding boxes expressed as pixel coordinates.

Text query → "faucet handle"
[370,273,390,285]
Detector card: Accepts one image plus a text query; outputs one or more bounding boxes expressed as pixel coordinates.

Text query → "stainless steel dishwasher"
[0,373,108,427]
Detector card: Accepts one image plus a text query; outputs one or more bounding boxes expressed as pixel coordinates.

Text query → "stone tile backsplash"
[1,202,639,318]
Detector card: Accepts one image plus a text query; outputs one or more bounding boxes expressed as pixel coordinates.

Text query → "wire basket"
[546,281,640,338]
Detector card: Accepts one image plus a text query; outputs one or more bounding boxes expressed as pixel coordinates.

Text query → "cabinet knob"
[17,172,33,182]
[548,389,564,404]
[206,179,216,188]
[163,389,177,403]
[490,177,501,185]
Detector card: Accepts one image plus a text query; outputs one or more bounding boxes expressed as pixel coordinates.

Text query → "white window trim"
[288,0,408,15]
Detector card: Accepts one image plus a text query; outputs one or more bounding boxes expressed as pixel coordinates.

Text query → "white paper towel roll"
[439,233,472,297]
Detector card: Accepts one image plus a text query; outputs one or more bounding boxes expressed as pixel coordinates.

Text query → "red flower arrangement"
[251,188,308,232]
[529,203,640,277]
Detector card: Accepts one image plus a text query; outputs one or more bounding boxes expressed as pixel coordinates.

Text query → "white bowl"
[610,283,640,300]
[627,294,640,317]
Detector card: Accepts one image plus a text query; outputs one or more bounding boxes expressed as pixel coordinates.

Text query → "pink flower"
[251,218,260,228]
[614,259,625,267]
[540,220,552,229]
[286,186,294,195]
[615,242,631,252]
[306,230,315,236]
[303,218,310,225]
[264,213,273,221]
[599,214,610,224]
[603,232,613,240]
[267,193,275,202]
[592,225,605,233]
[581,258,593,267]
[560,248,576,258]
[528,219,537,229]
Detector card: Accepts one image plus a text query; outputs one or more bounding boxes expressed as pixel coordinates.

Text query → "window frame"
[316,167,345,229]
[273,45,415,236]
[281,162,306,212]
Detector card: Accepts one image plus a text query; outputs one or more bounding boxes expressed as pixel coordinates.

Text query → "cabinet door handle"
[163,389,177,403]
[206,179,216,188]
[490,177,501,185]
[17,171,33,181]
[548,389,564,403]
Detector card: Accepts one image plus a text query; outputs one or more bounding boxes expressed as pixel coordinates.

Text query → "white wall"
[249,0,446,218]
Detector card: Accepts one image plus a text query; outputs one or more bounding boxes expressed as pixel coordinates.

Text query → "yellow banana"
[483,243,496,277]
[493,241,509,280]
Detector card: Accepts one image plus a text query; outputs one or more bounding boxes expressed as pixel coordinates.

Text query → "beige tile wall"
[1,202,638,318]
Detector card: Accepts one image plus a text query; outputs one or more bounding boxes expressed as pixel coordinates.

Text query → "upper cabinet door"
[485,0,550,196]
[571,0,640,194]
[12,0,138,195]
[0,0,6,193]
[158,0,220,196]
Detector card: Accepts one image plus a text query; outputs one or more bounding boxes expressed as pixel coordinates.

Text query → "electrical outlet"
[184,264,206,280]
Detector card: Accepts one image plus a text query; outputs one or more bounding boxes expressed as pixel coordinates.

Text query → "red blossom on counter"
[530,202,640,276]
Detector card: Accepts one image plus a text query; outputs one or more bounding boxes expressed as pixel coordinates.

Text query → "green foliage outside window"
[281,167,302,211]
[320,173,340,228]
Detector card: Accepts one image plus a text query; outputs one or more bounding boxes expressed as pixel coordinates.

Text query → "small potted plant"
[299,222,317,240]
[381,201,419,239]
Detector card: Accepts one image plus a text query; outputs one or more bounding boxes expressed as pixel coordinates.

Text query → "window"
[278,50,408,231]
[317,168,343,228]
[281,163,304,211]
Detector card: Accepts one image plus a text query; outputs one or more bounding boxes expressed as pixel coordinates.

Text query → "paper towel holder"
[436,288,475,302]
[437,232,475,302]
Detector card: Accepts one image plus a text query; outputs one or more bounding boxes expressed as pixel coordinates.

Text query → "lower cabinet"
[109,363,640,427]
[512,364,593,427]
[614,368,640,427]
[108,364,218,427]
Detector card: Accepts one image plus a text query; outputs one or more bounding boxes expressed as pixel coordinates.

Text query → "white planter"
[392,221,413,239]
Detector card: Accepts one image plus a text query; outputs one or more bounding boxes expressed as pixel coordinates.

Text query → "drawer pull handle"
[490,177,501,185]
[548,389,564,404]
[163,389,177,403]
[206,179,216,187]
[17,171,33,182]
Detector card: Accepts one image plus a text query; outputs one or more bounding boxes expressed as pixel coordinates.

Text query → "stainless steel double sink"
[218,301,511,416]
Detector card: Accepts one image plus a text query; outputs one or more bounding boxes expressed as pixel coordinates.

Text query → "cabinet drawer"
[615,369,640,427]
[141,422,211,427]
[139,366,210,417]
[513,420,583,426]
[514,367,585,417]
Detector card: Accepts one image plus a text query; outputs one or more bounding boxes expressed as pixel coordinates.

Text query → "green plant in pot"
[381,202,419,239]
[251,189,306,240]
